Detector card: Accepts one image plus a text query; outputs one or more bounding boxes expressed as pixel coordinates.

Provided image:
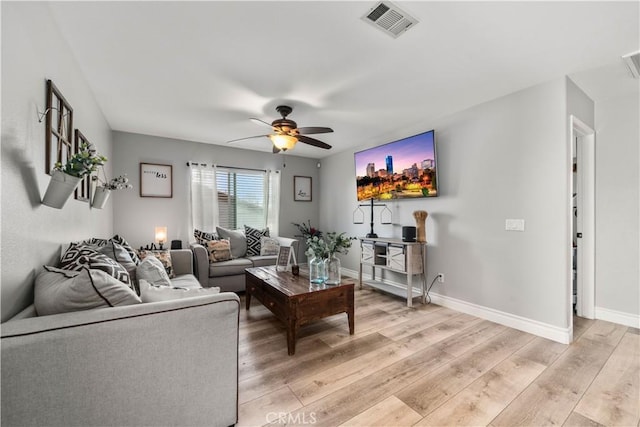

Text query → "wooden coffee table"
[245,266,355,355]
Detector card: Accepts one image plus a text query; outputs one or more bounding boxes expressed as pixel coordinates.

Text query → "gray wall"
[567,78,595,129]
[1,2,113,321]
[112,131,320,250]
[321,78,581,329]
[595,92,639,316]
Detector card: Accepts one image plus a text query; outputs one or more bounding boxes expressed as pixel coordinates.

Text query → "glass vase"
[325,254,341,285]
[309,256,326,285]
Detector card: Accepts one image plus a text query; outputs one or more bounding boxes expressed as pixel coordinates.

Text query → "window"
[189,164,280,236]
[216,169,266,229]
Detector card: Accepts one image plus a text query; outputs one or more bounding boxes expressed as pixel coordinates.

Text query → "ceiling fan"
[227,105,333,153]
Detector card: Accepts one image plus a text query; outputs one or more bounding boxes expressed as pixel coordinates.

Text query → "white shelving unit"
[358,237,426,307]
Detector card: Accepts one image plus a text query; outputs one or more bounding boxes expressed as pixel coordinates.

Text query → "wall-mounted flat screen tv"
[354,129,437,201]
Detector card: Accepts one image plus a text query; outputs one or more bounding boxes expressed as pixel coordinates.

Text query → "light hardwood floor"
[237,288,640,427]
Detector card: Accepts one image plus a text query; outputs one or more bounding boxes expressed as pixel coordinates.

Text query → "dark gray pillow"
[216,227,247,259]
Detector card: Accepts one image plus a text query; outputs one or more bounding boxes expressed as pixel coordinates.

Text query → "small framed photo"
[294,176,312,202]
[276,246,292,271]
[140,163,173,198]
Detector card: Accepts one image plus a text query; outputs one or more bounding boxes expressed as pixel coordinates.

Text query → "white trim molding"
[596,307,640,329]
[344,268,571,344]
[428,293,571,344]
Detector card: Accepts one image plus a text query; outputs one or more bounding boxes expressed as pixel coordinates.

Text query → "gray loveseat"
[1,249,240,427]
[192,236,298,292]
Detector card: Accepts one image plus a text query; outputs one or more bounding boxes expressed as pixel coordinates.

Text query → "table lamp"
[155,226,167,250]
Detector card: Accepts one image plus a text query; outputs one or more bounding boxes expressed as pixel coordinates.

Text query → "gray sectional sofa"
[1,248,240,427]
[191,236,298,292]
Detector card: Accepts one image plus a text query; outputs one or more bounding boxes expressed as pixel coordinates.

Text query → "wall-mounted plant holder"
[91,187,111,209]
[42,170,82,209]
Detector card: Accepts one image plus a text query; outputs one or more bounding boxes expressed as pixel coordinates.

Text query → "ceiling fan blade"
[226,134,270,144]
[297,135,332,150]
[297,126,334,135]
[250,118,274,128]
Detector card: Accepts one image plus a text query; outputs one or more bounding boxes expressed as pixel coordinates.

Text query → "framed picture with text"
[294,176,312,202]
[140,163,173,198]
[276,246,293,271]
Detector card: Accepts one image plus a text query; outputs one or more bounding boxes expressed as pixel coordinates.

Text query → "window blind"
[216,168,266,229]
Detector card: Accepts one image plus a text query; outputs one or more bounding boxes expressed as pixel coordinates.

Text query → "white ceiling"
[48,1,639,159]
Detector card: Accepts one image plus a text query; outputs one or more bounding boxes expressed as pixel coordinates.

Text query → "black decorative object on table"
[353,198,392,238]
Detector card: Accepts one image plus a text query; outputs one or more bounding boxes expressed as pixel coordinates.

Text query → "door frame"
[569,115,596,338]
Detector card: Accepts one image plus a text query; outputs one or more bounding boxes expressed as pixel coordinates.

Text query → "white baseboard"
[596,307,640,328]
[428,293,571,344]
[341,268,359,279]
[343,267,571,344]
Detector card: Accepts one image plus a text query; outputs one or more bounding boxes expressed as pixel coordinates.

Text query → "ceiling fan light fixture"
[270,134,297,151]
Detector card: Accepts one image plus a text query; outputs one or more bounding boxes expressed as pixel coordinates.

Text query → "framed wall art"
[140,163,173,198]
[294,176,312,202]
[73,129,92,203]
[44,79,74,175]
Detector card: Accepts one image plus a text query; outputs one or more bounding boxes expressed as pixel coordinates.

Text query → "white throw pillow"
[260,236,280,256]
[139,279,220,303]
[35,266,141,316]
[136,255,172,287]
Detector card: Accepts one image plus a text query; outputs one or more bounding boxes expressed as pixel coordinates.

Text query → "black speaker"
[171,240,182,250]
[402,226,416,242]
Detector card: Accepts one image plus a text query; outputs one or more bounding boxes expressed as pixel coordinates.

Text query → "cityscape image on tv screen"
[354,130,437,201]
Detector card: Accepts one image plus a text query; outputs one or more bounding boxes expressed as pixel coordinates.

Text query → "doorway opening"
[570,116,595,341]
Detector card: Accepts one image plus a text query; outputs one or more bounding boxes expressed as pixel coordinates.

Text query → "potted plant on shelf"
[92,173,133,209]
[42,142,107,209]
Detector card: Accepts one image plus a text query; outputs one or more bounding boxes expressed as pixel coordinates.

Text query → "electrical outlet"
[438,273,445,283]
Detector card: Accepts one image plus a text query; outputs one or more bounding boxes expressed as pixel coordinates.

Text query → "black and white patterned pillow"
[60,243,101,271]
[194,229,218,245]
[80,253,132,289]
[244,225,269,256]
[112,235,141,265]
[61,243,132,289]
[71,237,108,247]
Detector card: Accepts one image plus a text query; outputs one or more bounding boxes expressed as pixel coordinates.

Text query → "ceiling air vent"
[622,50,640,79]
[361,1,418,39]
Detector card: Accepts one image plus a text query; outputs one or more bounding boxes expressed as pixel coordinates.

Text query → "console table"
[358,238,426,307]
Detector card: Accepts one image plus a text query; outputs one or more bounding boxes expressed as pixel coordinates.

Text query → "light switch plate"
[505,219,525,231]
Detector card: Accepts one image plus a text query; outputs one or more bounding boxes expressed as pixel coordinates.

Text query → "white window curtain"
[266,169,280,236]
[189,164,219,235]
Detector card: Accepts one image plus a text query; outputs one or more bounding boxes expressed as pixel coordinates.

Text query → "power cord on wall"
[425,275,439,304]
[417,244,430,304]
[419,243,440,304]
